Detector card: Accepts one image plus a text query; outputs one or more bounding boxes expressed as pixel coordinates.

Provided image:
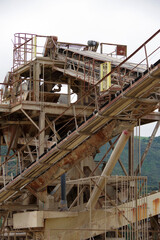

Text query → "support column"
[128,130,134,176]
[68,78,71,106]
[60,174,68,210]
[33,61,40,102]
[79,161,84,209]
[0,136,1,176]
[39,110,45,156]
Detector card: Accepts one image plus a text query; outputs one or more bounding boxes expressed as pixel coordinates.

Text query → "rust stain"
[28,120,117,191]
[132,203,147,221]
[118,210,125,217]
[137,203,147,221]
[132,207,136,219]
[153,198,160,215]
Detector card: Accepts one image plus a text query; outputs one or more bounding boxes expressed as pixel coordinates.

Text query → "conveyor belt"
[0,61,160,203]
[58,47,146,72]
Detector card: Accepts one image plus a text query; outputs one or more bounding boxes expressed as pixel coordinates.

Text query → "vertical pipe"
[60,173,67,210]
[128,130,134,176]
[61,173,66,201]
[0,138,1,176]
[39,111,45,156]
[68,78,71,106]
[100,43,102,54]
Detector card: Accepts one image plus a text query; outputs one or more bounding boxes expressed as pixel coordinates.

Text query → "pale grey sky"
[0,0,159,136]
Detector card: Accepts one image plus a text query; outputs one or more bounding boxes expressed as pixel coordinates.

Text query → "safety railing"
[46,175,148,239]
[0,30,159,185]
[13,33,51,70]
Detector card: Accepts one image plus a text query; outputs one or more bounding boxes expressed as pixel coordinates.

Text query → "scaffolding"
[0,30,159,239]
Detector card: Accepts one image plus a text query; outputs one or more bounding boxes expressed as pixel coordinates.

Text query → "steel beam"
[109,140,128,176]
[12,192,160,240]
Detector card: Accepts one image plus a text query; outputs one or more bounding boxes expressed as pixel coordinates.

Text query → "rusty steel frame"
[0,62,160,203]
[0,30,159,239]
[0,44,159,191]
[1,30,159,164]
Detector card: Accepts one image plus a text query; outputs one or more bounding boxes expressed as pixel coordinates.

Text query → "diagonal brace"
[86,129,132,210]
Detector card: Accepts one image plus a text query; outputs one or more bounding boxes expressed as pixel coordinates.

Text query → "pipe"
[60,173,67,210]
[0,232,27,237]
[86,129,132,210]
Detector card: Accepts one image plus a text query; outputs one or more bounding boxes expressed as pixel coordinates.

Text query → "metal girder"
[21,109,39,130]
[12,191,160,240]
[0,62,160,202]
[109,140,128,176]
[0,204,38,211]
[28,120,118,193]
[0,35,159,208]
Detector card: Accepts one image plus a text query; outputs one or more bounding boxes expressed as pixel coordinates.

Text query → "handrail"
[0,30,160,176]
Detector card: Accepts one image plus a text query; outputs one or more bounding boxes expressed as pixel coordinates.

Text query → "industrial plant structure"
[0,30,159,239]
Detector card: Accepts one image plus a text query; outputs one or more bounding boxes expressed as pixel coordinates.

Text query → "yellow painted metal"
[34,36,37,58]
[100,62,111,91]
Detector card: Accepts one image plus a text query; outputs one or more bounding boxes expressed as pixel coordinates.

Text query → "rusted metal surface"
[28,120,117,193]
[0,63,160,203]
[12,186,159,239]
[132,203,147,221]
[48,191,159,240]
[153,198,160,215]
[116,45,127,56]
[0,31,159,239]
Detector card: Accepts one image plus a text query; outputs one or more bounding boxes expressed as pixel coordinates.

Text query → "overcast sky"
[0,0,159,136]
